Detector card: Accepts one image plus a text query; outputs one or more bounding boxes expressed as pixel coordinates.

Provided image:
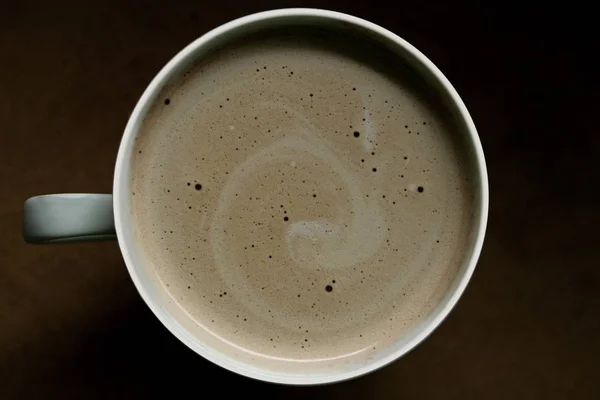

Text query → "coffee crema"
[131,27,475,371]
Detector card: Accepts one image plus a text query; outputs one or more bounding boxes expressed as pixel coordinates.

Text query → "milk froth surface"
[131,29,474,366]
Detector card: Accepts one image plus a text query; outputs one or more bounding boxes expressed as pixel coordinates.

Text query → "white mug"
[23,8,488,384]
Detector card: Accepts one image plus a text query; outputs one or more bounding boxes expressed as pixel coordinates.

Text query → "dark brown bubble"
[325,285,333,292]
[372,168,377,172]
[164,98,171,105]
[418,186,424,193]
[284,216,289,221]
[353,131,360,137]
[195,183,202,190]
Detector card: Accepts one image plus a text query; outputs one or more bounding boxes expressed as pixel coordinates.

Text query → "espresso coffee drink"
[131,27,475,370]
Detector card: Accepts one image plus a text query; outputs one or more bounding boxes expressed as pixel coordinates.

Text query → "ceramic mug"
[23,9,488,384]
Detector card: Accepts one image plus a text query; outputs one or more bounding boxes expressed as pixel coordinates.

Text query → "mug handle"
[23,194,116,244]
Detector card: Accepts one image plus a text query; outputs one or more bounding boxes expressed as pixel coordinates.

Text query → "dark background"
[1,1,598,398]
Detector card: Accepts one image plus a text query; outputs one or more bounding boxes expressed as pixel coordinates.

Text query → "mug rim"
[113,8,489,385]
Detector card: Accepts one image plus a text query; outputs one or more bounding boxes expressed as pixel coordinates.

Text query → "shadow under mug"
[22,8,488,385]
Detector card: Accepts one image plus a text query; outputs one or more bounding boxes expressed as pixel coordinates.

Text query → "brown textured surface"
[0,1,598,399]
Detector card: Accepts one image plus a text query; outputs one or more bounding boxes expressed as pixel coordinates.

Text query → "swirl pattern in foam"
[131,29,475,370]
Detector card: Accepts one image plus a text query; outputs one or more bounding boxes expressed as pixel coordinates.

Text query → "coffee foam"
[131,29,475,371]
